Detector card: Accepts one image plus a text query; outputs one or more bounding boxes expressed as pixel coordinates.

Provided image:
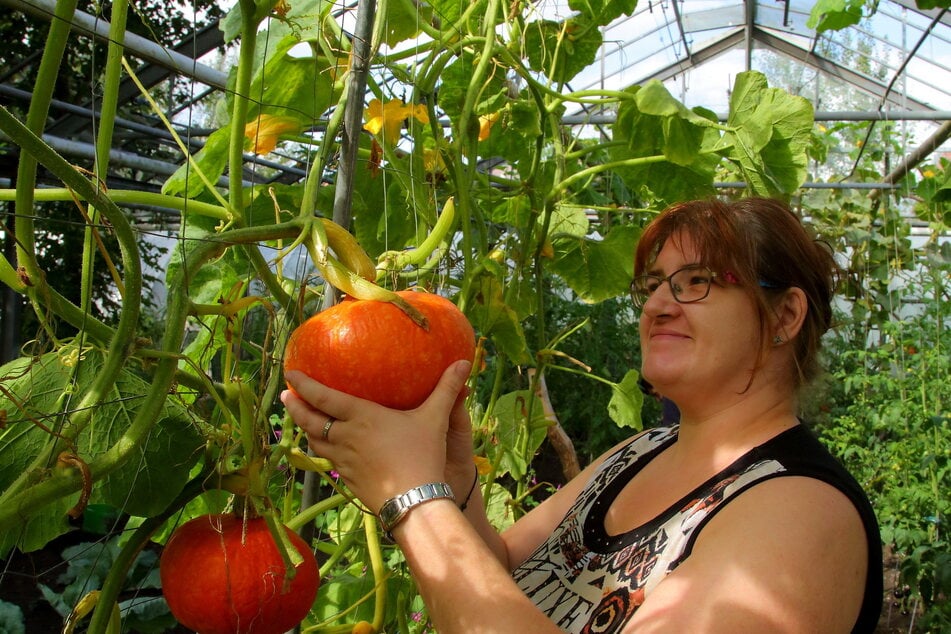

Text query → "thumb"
[421,359,472,415]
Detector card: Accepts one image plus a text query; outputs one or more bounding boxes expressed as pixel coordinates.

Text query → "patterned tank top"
[511,424,882,634]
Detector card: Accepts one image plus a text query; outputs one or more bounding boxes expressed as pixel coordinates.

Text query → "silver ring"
[321,416,337,441]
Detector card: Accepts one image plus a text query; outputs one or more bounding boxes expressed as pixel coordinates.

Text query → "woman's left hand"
[281,360,473,514]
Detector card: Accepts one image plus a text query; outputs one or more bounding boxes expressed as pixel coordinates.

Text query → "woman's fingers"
[281,361,473,501]
[283,370,351,419]
[420,360,472,418]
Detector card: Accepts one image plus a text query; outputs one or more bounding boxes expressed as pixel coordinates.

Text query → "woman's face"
[638,234,763,406]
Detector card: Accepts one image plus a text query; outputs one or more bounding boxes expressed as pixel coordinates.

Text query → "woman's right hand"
[282,360,472,514]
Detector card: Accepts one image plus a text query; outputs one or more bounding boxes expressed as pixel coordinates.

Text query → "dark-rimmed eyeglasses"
[630,265,718,310]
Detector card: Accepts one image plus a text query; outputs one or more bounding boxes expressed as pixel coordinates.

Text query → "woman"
[282,197,883,633]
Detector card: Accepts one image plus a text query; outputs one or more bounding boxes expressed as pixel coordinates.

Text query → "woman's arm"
[391,498,563,633]
[621,476,869,633]
[282,363,562,631]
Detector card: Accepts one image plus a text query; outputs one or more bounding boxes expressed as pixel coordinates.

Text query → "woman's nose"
[642,280,679,314]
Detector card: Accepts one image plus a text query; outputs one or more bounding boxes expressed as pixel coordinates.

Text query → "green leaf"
[632,81,717,167]
[0,504,71,559]
[611,85,720,202]
[248,35,337,121]
[714,71,814,195]
[478,99,543,172]
[0,350,204,552]
[807,0,864,32]
[431,0,464,29]
[487,391,550,481]
[548,202,590,238]
[507,99,544,138]
[220,1,246,42]
[438,51,508,122]
[524,17,603,84]
[547,224,640,303]
[0,600,24,634]
[568,0,638,27]
[120,596,179,633]
[353,171,418,259]
[483,482,516,531]
[489,195,534,228]
[635,80,710,125]
[608,369,644,429]
[165,211,248,309]
[380,0,432,46]
[222,0,328,42]
[467,274,532,364]
[162,126,230,198]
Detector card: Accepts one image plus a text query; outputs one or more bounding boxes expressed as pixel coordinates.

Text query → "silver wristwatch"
[378,482,455,542]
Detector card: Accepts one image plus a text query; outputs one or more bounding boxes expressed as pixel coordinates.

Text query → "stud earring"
[773,335,784,345]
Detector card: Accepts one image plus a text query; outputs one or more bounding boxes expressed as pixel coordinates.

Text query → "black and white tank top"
[511,424,882,633]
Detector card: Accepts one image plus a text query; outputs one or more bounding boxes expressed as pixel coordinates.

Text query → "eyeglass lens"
[631,266,714,308]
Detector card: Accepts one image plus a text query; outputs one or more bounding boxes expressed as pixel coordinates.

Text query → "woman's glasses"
[630,265,718,310]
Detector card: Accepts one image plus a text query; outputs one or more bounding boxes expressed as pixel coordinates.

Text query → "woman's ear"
[774,287,808,343]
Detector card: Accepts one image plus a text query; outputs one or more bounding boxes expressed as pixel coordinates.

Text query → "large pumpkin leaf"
[222,0,331,44]
[569,0,638,27]
[712,71,814,196]
[431,0,464,30]
[247,35,337,121]
[379,0,432,46]
[0,354,75,557]
[0,349,203,554]
[611,84,720,202]
[548,202,590,238]
[547,224,640,303]
[524,17,603,85]
[634,81,716,166]
[807,0,864,33]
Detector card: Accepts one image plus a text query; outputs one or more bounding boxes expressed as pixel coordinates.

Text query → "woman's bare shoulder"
[624,476,869,633]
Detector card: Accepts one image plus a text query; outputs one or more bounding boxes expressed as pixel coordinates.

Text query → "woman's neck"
[669,382,800,469]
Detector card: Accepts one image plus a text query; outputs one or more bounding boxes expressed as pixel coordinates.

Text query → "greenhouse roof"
[567,0,950,115]
[2,0,950,192]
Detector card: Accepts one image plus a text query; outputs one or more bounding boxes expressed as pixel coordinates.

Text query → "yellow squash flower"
[473,455,493,476]
[478,112,500,141]
[422,147,447,174]
[363,99,429,146]
[244,114,301,155]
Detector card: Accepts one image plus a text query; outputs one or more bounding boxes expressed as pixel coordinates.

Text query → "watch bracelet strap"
[378,482,455,541]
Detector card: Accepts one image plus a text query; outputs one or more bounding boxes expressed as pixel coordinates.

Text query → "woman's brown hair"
[634,197,837,387]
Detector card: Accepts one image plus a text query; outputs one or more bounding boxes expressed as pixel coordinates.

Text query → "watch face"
[380,499,402,529]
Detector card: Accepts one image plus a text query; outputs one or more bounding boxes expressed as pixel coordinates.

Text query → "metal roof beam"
[558,110,951,125]
[636,29,747,85]
[744,0,754,71]
[752,27,934,111]
[887,0,951,27]
[47,21,225,137]
[3,0,229,90]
